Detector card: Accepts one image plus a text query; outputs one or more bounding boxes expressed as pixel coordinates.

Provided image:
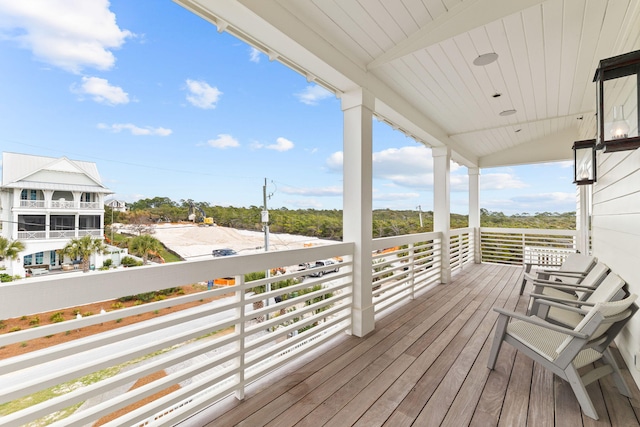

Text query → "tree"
[0,236,25,261]
[129,235,163,265]
[62,235,106,272]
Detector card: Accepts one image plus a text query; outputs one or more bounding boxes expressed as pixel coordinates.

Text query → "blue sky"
[0,0,577,215]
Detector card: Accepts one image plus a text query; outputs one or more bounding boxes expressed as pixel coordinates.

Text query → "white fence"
[0,243,354,426]
[480,227,577,266]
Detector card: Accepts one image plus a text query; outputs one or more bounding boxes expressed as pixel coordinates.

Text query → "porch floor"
[185,263,640,427]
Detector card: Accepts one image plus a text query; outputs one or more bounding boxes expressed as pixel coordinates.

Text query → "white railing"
[49,230,75,239]
[0,243,354,426]
[79,201,100,209]
[371,232,442,314]
[480,227,577,267]
[51,200,75,209]
[450,227,474,273]
[17,230,46,240]
[19,200,45,208]
[78,229,102,237]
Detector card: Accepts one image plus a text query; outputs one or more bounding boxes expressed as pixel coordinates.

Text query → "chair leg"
[602,347,632,397]
[487,314,509,370]
[564,365,599,420]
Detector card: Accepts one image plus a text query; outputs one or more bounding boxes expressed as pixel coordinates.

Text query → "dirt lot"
[149,223,335,259]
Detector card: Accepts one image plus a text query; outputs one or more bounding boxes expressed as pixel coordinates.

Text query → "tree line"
[106,196,576,241]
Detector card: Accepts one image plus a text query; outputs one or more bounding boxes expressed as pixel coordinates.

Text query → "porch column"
[577,185,590,254]
[433,146,451,283]
[468,167,481,263]
[342,87,375,337]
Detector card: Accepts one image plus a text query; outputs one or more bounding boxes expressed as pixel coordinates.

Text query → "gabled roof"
[1,152,111,193]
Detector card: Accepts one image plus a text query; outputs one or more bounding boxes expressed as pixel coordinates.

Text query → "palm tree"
[0,236,25,262]
[62,235,105,272]
[129,234,163,265]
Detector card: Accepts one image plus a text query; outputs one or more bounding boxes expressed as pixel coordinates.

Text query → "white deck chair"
[488,295,638,420]
[527,262,609,315]
[520,253,596,295]
[530,271,627,327]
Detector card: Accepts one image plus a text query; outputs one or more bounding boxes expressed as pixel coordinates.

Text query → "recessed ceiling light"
[473,52,499,66]
[492,93,502,98]
[499,109,517,116]
[515,128,522,133]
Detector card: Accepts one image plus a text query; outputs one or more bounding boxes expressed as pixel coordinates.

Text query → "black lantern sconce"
[593,49,640,152]
[573,139,597,185]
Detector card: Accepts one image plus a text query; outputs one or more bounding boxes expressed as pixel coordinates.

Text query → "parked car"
[212,248,237,257]
[309,259,339,277]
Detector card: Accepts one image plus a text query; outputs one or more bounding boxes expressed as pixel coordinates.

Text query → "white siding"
[589,104,640,386]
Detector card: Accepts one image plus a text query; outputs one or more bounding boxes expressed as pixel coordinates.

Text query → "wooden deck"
[183,263,640,427]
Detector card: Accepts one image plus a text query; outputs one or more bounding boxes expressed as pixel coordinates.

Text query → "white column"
[577,185,590,254]
[433,146,451,283]
[468,167,481,263]
[342,88,375,337]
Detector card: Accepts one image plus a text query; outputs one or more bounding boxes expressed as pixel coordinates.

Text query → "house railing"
[18,229,103,240]
[19,200,45,208]
[450,227,474,273]
[0,243,355,426]
[480,227,577,267]
[371,232,442,314]
[79,201,100,209]
[51,200,76,209]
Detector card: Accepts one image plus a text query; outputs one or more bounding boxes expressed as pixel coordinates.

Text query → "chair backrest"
[584,272,626,305]
[571,263,609,299]
[556,294,638,355]
[561,254,597,273]
[551,254,597,284]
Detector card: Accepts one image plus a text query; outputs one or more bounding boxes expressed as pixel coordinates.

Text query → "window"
[50,250,57,265]
[18,215,46,231]
[35,252,43,264]
[79,215,100,229]
[21,189,38,200]
[24,254,33,266]
[50,215,74,231]
[81,193,94,202]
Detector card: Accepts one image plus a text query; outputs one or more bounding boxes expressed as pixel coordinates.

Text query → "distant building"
[0,152,113,276]
[105,199,128,212]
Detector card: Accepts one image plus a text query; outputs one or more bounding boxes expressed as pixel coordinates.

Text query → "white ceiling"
[176,0,640,167]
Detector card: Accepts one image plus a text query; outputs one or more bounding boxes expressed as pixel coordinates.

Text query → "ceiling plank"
[367,0,544,69]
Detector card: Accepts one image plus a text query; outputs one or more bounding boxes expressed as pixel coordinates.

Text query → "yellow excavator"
[188,202,215,226]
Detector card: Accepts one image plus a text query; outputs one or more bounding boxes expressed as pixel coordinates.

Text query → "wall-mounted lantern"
[573,139,597,185]
[593,49,640,152]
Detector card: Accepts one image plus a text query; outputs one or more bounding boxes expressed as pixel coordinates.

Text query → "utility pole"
[262,178,271,312]
[417,205,423,228]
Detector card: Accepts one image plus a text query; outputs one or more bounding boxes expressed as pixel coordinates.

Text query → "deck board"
[186,263,640,427]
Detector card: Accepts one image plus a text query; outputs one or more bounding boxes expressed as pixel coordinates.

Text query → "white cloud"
[484,192,576,215]
[207,134,239,149]
[281,186,342,197]
[295,85,333,105]
[249,47,261,63]
[480,173,528,190]
[97,123,172,136]
[0,0,132,73]
[266,137,294,152]
[373,192,421,201]
[73,76,129,105]
[185,79,222,109]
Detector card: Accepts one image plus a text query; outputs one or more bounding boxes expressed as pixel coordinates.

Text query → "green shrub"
[103,258,113,268]
[120,256,142,267]
[111,302,124,309]
[9,327,21,332]
[29,316,40,326]
[0,273,13,282]
[50,312,65,323]
[0,320,5,330]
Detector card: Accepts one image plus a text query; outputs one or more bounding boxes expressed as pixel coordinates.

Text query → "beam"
[367,0,544,69]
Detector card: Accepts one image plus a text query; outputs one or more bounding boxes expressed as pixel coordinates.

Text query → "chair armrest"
[493,307,588,338]
[529,282,595,292]
[532,297,591,314]
[539,269,588,276]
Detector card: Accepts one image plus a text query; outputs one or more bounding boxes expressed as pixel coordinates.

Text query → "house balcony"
[17,200,102,210]
[0,228,637,426]
[18,228,103,240]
